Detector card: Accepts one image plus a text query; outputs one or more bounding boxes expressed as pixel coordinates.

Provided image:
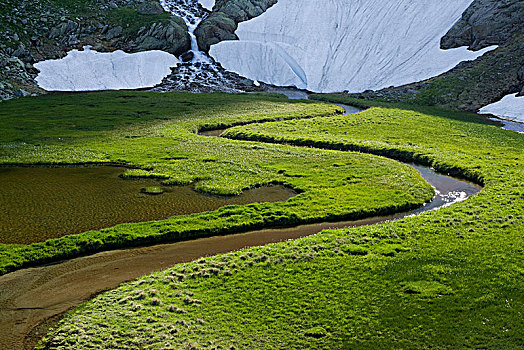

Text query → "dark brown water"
[0,166,296,244]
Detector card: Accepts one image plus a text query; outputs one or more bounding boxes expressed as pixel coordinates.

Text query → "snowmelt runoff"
[209,0,496,93]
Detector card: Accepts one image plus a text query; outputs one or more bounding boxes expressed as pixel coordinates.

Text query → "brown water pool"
[0,166,296,244]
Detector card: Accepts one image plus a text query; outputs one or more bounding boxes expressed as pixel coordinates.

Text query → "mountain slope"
[349,0,524,112]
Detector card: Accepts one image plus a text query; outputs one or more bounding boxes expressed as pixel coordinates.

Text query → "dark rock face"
[441,0,524,51]
[195,0,277,52]
[123,17,190,56]
[518,63,524,81]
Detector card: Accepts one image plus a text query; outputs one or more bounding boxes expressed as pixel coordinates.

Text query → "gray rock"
[13,89,30,97]
[105,26,123,40]
[133,17,190,56]
[441,0,524,50]
[195,0,277,52]
[135,36,164,50]
[180,51,194,62]
[48,27,61,39]
[12,44,27,58]
[518,64,524,81]
[138,1,164,15]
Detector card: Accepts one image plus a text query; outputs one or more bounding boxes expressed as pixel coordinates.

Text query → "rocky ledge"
[441,0,524,51]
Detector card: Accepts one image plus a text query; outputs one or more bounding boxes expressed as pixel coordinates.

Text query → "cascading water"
[154,0,249,93]
[159,0,212,63]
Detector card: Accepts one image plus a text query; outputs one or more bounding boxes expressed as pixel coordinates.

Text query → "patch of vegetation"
[410,34,524,110]
[105,7,173,36]
[39,95,523,348]
[0,91,432,274]
[140,186,164,195]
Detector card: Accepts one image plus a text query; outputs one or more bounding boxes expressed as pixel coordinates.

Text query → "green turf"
[0,91,433,274]
[38,95,523,349]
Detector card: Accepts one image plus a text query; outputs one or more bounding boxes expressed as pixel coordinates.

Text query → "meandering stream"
[0,102,481,350]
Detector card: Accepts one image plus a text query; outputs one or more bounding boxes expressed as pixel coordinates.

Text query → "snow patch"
[210,0,496,93]
[34,47,179,91]
[198,0,214,11]
[479,93,524,124]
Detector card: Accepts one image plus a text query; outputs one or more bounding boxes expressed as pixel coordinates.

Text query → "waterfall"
[159,0,213,63]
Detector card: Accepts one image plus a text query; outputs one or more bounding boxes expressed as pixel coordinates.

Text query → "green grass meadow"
[0,91,433,274]
[36,94,524,348]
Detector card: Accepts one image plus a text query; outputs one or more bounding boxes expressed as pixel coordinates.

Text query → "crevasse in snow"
[34,47,179,91]
[479,93,524,124]
[209,0,496,93]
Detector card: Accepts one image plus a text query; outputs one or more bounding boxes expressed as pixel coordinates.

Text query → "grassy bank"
[39,95,523,349]
[0,91,433,274]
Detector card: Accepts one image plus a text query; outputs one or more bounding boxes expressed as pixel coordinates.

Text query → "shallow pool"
[0,166,296,244]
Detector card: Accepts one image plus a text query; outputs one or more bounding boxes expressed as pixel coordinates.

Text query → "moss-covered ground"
[38,95,523,349]
[0,0,171,50]
[0,91,433,274]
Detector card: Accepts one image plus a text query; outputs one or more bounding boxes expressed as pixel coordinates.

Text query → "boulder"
[13,89,30,97]
[180,51,194,62]
[441,0,524,51]
[194,13,237,52]
[132,17,190,56]
[105,26,123,40]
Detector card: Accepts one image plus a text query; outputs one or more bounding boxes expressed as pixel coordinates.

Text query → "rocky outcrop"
[118,17,190,55]
[0,52,43,100]
[441,0,524,50]
[194,0,277,52]
[154,60,259,93]
[0,0,189,100]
